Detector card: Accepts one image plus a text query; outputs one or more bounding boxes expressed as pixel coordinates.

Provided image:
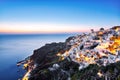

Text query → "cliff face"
[22,26,120,80]
[31,42,66,64]
[28,38,74,80]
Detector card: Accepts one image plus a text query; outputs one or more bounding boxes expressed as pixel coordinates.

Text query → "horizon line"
[0,31,88,35]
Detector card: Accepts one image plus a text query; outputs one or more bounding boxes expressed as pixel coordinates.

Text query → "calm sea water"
[0,34,76,80]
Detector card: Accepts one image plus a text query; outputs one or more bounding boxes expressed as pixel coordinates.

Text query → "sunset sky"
[0,0,120,34]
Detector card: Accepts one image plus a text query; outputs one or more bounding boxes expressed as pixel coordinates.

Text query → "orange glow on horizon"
[0,22,91,34]
[0,28,89,34]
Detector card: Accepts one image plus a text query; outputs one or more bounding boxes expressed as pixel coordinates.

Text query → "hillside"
[20,26,120,80]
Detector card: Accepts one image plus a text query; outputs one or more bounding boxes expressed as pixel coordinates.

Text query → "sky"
[0,0,120,34]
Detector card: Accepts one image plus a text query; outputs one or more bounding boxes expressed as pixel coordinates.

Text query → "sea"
[0,33,78,80]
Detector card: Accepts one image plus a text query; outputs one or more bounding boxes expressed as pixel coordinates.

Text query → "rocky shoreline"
[19,26,120,80]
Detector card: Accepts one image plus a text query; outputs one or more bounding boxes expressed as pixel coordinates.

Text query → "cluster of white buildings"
[57,27,120,70]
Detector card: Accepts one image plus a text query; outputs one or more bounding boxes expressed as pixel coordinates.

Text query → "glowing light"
[97,71,103,77]
[23,63,28,69]
[56,53,62,56]
[107,36,120,55]
[22,70,30,80]
[85,57,90,61]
